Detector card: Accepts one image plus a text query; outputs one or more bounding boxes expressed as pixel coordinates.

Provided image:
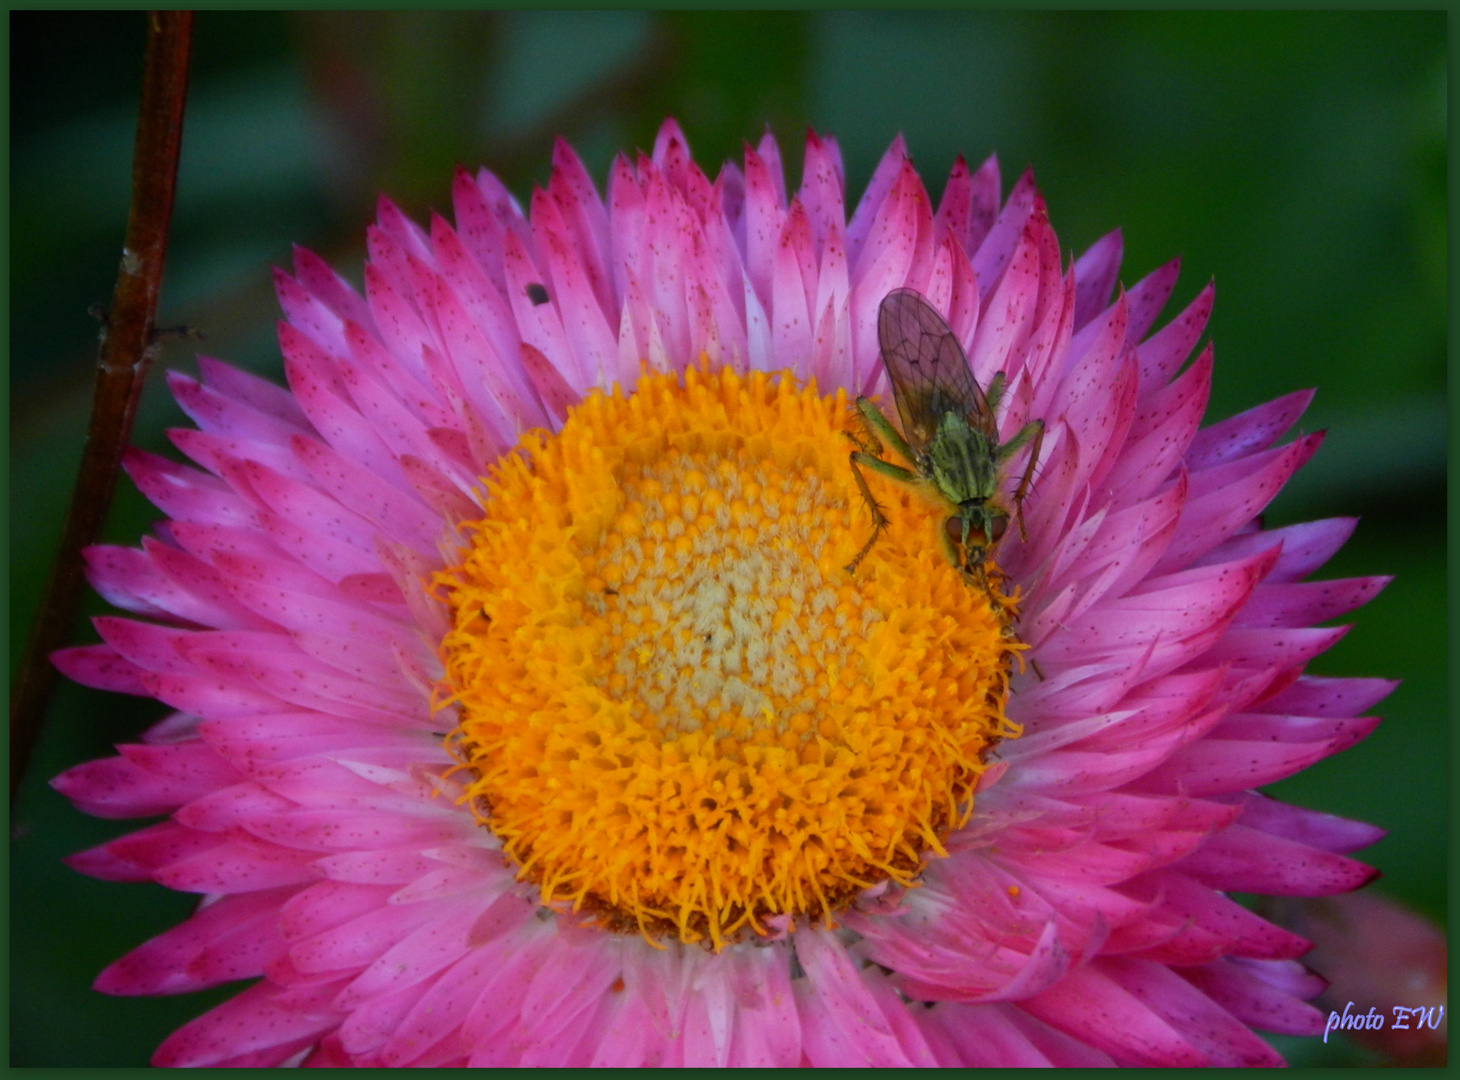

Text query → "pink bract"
[52,119,1390,1067]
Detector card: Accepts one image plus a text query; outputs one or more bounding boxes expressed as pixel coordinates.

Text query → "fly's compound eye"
[947,516,992,546]
[989,517,1008,543]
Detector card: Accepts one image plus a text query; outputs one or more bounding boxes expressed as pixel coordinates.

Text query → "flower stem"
[9,11,194,805]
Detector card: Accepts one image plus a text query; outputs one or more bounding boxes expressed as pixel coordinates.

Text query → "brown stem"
[10,11,194,804]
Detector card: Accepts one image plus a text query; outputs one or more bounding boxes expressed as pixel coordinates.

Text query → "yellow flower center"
[433,366,1021,949]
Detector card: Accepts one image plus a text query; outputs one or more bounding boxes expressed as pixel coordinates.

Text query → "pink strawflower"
[52,119,1391,1067]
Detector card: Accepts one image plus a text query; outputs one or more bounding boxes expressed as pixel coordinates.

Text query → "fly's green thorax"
[924,411,999,509]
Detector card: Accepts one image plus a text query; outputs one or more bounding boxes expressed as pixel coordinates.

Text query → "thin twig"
[10,11,194,804]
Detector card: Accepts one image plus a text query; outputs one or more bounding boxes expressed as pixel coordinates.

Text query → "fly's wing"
[877,288,994,449]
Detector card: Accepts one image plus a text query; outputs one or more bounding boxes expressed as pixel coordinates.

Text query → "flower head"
[54,119,1390,1067]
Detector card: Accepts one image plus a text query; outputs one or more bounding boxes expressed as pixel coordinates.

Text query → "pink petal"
[795,930,924,1065]
[1072,227,1123,331]
[501,228,588,391]
[1118,870,1310,962]
[968,204,1047,392]
[1235,575,1390,628]
[1155,435,1322,574]
[96,887,293,995]
[1021,960,1207,1066]
[278,880,397,942]
[533,186,618,385]
[279,322,411,487]
[311,845,444,887]
[845,134,909,268]
[376,952,498,1065]
[50,644,150,698]
[291,900,445,979]
[1223,791,1387,854]
[970,167,1035,293]
[358,253,434,387]
[741,143,785,311]
[168,369,309,447]
[1122,257,1181,346]
[291,244,374,333]
[1179,958,1326,1037]
[944,1000,1119,1066]
[771,200,816,377]
[933,154,972,249]
[450,168,507,292]
[459,927,558,1063]
[197,356,312,428]
[1198,624,1350,673]
[175,780,297,832]
[154,837,322,894]
[1175,824,1379,895]
[1100,956,1284,1066]
[153,978,346,1067]
[964,153,1001,254]
[652,117,694,183]
[548,137,614,313]
[124,447,255,527]
[1186,388,1315,469]
[724,945,801,1066]
[798,129,846,260]
[336,904,478,1010]
[1101,344,1212,509]
[583,982,653,1066]
[1192,515,1356,583]
[515,935,624,1053]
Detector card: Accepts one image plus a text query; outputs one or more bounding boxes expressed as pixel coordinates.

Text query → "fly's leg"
[846,455,887,573]
[966,542,1008,613]
[983,559,1046,683]
[992,416,1043,466]
[984,371,1007,413]
[981,567,1047,682]
[845,397,923,574]
[969,554,996,604]
[855,397,917,466]
[1011,421,1044,541]
[996,419,1045,542]
[845,451,919,574]
[843,415,881,457]
[1011,422,1045,505]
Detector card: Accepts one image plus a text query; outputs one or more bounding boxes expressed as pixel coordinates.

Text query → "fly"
[845,287,1044,606]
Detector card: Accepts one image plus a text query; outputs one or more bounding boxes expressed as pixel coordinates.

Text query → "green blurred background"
[10,11,1445,1067]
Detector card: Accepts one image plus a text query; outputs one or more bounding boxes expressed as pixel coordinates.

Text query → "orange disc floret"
[433,366,1021,948]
